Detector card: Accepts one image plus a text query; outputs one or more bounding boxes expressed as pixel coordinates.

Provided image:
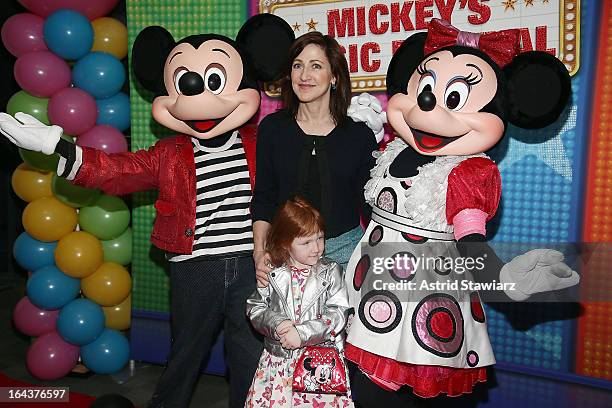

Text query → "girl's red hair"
[267,196,325,267]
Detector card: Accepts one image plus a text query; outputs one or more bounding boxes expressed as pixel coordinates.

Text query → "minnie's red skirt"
[345,343,488,398]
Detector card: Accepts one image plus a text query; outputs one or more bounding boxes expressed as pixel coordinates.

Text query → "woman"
[251,32,378,280]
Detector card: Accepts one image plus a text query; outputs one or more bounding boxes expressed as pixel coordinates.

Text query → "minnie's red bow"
[310,349,335,367]
[424,18,520,68]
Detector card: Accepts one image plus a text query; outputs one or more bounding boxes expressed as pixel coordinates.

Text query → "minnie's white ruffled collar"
[404,153,487,232]
[364,137,408,205]
[364,138,487,232]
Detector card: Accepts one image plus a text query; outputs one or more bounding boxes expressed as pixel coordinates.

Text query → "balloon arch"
[3,0,132,380]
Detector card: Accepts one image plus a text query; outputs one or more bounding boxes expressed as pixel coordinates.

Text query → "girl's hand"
[254,250,273,287]
[280,327,301,350]
[276,319,294,336]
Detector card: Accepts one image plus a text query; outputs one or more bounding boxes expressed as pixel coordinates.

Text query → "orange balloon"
[81,262,131,307]
[91,17,128,60]
[103,294,131,331]
[22,196,77,242]
[55,231,104,278]
[11,163,53,202]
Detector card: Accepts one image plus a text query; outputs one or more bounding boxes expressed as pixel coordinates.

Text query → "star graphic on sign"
[498,106,576,181]
[502,0,517,11]
[306,18,318,31]
[292,22,301,32]
[524,0,534,6]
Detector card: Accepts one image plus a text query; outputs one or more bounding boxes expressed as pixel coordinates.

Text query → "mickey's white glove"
[347,92,387,143]
[500,249,580,301]
[0,112,63,155]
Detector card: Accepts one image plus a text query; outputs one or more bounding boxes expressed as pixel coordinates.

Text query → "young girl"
[245,196,354,408]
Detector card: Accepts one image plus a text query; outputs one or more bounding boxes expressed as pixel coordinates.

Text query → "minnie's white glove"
[500,249,580,301]
[347,92,387,143]
[0,112,63,155]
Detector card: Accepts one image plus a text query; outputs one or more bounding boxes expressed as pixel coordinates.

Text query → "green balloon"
[19,148,59,171]
[79,195,130,240]
[18,134,73,172]
[7,91,50,125]
[101,227,132,265]
[52,173,101,208]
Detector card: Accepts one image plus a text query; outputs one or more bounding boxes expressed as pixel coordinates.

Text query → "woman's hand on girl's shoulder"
[254,250,273,287]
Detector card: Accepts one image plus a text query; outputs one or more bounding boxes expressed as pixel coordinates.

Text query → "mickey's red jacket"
[71,126,257,254]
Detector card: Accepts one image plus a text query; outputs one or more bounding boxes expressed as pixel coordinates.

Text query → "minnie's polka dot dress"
[344,138,501,397]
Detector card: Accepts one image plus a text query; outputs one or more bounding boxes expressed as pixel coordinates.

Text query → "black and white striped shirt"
[55,131,254,261]
[170,131,253,261]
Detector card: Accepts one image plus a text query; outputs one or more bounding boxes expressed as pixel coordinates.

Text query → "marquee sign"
[259,0,580,92]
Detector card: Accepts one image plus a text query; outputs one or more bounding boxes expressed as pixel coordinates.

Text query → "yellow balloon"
[91,17,128,60]
[22,196,77,242]
[55,231,104,278]
[11,163,53,202]
[103,294,131,331]
[82,262,131,307]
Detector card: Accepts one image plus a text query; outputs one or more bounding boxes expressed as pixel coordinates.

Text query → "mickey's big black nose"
[417,91,436,111]
[178,72,204,96]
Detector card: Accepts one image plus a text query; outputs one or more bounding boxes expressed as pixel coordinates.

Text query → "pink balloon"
[1,13,47,57]
[14,51,71,97]
[18,0,119,20]
[48,87,97,135]
[26,331,80,380]
[76,125,128,153]
[13,296,59,337]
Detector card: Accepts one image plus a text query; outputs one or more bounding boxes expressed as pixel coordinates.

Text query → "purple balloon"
[48,87,97,135]
[14,51,71,97]
[18,0,119,20]
[26,331,80,380]
[1,13,47,57]
[76,125,128,154]
[13,296,59,337]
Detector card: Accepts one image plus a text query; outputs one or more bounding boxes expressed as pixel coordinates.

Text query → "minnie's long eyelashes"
[464,73,482,86]
[417,56,439,76]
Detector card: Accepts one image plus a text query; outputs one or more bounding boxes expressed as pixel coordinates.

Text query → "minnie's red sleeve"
[446,157,502,239]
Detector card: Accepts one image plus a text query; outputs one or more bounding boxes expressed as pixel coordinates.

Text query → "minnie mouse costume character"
[302,353,337,392]
[0,14,295,408]
[344,19,579,407]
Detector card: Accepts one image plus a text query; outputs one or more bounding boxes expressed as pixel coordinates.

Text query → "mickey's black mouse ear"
[236,14,295,82]
[504,51,571,129]
[132,26,176,95]
[386,32,427,97]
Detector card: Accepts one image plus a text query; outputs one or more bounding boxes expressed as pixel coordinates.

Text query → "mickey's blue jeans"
[148,256,262,408]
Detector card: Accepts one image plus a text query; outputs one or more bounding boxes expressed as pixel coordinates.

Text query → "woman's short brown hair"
[266,196,325,268]
[280,32,351,126]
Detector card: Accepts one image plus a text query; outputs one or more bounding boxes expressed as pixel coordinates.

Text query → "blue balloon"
[13,232,57,271]
[81,329,130,374]
[43,10,93,60]
[57,298,105,345]
[96,93,131,132]
[26,265,80,310]
[73,52,126,99]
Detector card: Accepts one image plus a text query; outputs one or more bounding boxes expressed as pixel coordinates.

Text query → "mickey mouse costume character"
[344,19,580,407]
[0,14,295,408]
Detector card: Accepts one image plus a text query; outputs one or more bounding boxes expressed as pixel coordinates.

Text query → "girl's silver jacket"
[246,258,350,358]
